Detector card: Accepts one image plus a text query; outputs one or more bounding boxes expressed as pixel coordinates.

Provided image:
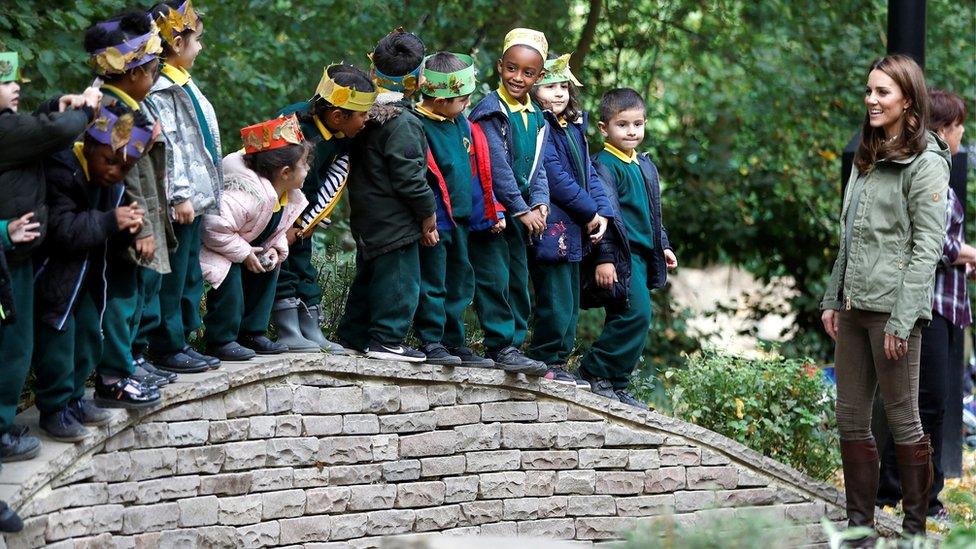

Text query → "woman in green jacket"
[820,55,950,542]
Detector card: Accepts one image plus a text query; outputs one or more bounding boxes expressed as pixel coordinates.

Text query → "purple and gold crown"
[89,19,163,76]
[87,105,154,160]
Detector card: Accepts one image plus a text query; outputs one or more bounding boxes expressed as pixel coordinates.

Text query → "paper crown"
[420,54,476,98]
[155,0,200,44]
[89,20,163,76]
[0,52,25,83]
[503,28,548,60]
[369,28,424,94]
[537,54,582,87]
[87,105,154,160]
[314,65,378,112]
[241,114,305,154]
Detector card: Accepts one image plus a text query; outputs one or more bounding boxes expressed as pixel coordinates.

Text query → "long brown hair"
[854,55,929,173]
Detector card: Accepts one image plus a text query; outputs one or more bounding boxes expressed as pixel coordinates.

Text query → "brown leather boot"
[840,438,879,546]
[895,434,933,537]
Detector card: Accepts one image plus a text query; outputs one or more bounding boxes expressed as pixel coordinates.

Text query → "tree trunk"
[571,0,602,74]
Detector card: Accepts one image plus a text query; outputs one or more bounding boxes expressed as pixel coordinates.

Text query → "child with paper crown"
[0,51,101,463]
[273,64,377,354]
[199,115,310,361]
[32,102,160,442]
[578,88,678,409]
[528,53,614,387]
[467,28,551,375]
[82,11,182,397]
[410,52,501,368]
[143,0,223,373]
[334,28,437,362]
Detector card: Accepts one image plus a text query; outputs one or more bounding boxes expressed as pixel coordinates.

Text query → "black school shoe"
[365,340,426,363]
[489,346,547,376]
[239,335,288,355]
[207,341,256,362]
[449,346,495,368]
[152,350,210,374]
[419,343,462,365]
[39,408,91,442]
[0,500,24,533]
[543,365,577,385]
[134,356,178,384]
[585,377,618,401]
[0,426,41,462]
[66,398,114,426]
[614,389,648,410]
[93,377,161,410]
[184,346,221,369]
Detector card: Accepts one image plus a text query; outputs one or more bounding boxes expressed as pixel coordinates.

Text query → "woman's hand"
[172,200,195,225]
[664,249,678,270]
[6,212,41,244]
[243,247,266,273]
[595,262,617,290]
[821,309,839,340]
[883,332,909,361]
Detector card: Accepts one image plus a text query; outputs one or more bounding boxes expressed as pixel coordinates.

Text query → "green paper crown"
[420,54,476,98]
[0,52,20,83]
[537,53,582,87]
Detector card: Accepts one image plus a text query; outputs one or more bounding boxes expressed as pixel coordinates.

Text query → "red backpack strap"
[426,146,454,221]
[469,121,504,220]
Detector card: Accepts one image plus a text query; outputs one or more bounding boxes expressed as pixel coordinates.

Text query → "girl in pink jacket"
[200,115,310,361]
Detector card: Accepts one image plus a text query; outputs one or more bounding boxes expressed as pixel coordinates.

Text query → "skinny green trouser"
[415,227,474,347]
[528,261,581,365]
[203,264,280,346]
[33,287,102,414]
[0,261,34,431]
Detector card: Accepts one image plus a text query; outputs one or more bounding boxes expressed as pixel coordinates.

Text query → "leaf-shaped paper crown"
[155,0,200,45]
[241,114,305,154]
[88,19,163,76]
[420,54,477,99]
[369,27,425,94]
[314,65,378,112]
[0,52,22,83]
[87,105,154,160]
[537,53,583,87]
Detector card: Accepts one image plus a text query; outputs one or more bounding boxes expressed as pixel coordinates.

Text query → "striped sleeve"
[299,154,350,232]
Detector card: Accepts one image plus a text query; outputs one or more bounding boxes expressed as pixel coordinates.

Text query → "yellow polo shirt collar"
[73,142,90,181]
[273,191,289,213]
[160,63,191,86]
[100,85,140,111]
[313,115,344,141]
[497,85,534,114]
[415,104,450,122]
[604,143,637,164]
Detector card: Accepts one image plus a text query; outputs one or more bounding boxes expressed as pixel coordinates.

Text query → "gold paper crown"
[156,0,200,44]
[314,65,378,112]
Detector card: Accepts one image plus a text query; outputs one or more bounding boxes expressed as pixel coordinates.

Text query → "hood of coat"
[220,150,305,206]
[889,131,952,167]
[367,92,409,125]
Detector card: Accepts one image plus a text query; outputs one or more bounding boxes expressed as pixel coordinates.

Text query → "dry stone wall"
[0,355,879,548]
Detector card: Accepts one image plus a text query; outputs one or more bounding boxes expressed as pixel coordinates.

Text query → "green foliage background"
[2,0,974,367]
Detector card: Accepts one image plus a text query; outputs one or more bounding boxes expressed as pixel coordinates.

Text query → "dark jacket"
[535,111,614,263]
[582,152,671,309]
[0,238,13,324]
[0,101,92,263]
[33,148,130,330]
[347,96,436,260]
[468,91,549,216]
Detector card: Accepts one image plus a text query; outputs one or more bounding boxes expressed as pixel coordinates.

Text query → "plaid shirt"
[933,187,972,328]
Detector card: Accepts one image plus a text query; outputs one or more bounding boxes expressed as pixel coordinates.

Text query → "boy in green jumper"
[580,88,678,409]
[335,29,436,362]
[410,52,494,367]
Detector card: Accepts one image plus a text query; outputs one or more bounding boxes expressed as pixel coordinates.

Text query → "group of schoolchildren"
[0,2,677,531]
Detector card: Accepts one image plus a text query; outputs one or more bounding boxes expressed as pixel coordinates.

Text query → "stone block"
[209,419,250,443]
[575,517,638,540]
[686,466,738,490]
[454,423,501,451]
[328,464,382,485]
[675,490,717,512]
[521,450,579,470]
[784,502,827,523]
[262,489,307,519]
[516,518,575,539]
[365,509,415,535]
[218,494,263,525]
[477,522,514,537]
[306,486,351,514]
[427,385,457,406]
[627,449,660,470]
[127,448,177,481]
[224,383,268,417]
[222,440,267,471]
[567,405,604,421]
[715,488,777,507]
[318,436,373,464]
[616,495,675,516]
[414,505,461,531]
[176,446,225,475]
[479,471,526,499]
[266,437,319,467]
[343,414,379,434]
[199,472,252,496]
[538,401,569,422]
[362,385,400,413]
[349,484,397,511]
[503,496,568,520]
[275,415,303,437]
[293,386,363,414]
[737,468,770,487]
[303,415,344,436]
[604,424,665,447]
[459,500,503,525]
[293,466,330,488]
[167,421,209,446]
[153,398,226,421]
[236,521,279,547]
[330,512,368,540]
[501,423,556,449]
[45,507,93,541]
[555,470,597,495]
[249,416,277,439]
[525,470,557,497]
[701,449,731,465]
[278,516,332,544]
[92,452,131,482]
[399,386,430,412]
[659,446,701,466]
[420,455,466,477]
[370,434,399,461]
[266,384,294,413]
[104,428,136,452]
[250,468,295,492]
[481,401,538,422]
[457,386,518,404]
[382,459,422,482]
[554,422,605,448]
[567,495,617,516]
[465,449,520,473]
[90,504,124,535]
[132,423,169,448]
[579,449,630,469]
[444,475,480,503]
[395,481,446,508]
[107,482,137,504]
[121,502,179,534]
[133,476,200,504]
[433,405,481,427]
[645,467,687,493]
[379,411,437,433]
[400,430,457,457]
[595,471,645,495]
[178,496,219,527]
[24,483,108,515]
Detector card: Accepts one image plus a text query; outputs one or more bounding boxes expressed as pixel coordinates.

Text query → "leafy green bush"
[620,513,802,549]
[667,349,839,480]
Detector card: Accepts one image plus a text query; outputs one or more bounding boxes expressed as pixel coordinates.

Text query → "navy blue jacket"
[468,91,549,217]
[534,111,614,263]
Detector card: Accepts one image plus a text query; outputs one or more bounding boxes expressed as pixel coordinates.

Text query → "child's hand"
[172,200,195,225]
[595,262,617,290]
[286,227,301,245]
[421,228,440,247]
[80,87,102,109]
[533,204,549,226]
[6,212,41,244]
[490,217,507,234]
[518,210,545,237]
[263,248,279,268]
[135,235,156,261]
[244,247,267,273]
[115,202,145,234]
[664,249,678,270]
[587,214,609,244]
[421,214,439,246]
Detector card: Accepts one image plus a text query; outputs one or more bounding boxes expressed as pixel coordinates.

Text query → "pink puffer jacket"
[199,151,308,288]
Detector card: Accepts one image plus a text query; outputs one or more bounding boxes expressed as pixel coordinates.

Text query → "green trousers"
[581,252,652,388]
[505,220,532,348]
[149,217,204,354]
[336,243,420,350]
[468,229,515,352]
[133,268,162,356]
[415,226,474,347]
[33,285,101,414]
[96,260,141,378]
[203,264,280,346]
[276,236,322,306]
[0,261,34,432]
[528,261,581,365]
